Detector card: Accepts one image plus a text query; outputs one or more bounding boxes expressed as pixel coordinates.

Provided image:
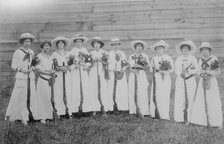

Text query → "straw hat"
[51,36,70,48]
[130,40,148,51]
[198,42,213,52]
[71,34,88,44]
[175,40,197,54]
[91,36,105,48]
[109,38,123,45]
[151,40,169,52]
[19,33,35,43]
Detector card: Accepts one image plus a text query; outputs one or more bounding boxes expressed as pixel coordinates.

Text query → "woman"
[5,33,38,124]
[89,36,108,117]
[190,42,223,128]
[174,40,198,124]
[149,40,174,120]
[107,38,129,113]
[69,34,93,116]
[36,41,56,124]
[128,40,150,118]
[51,36,72,118]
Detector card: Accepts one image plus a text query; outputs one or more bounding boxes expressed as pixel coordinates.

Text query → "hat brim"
[199,46,213,52]
[131,40,148,51]
[71,36,88,44]
[175,42,197,55]
[151,43,169,52]
[51,37,70,49]
[19,34,35,43]
[110,41,123,45]
[91,40,105,48]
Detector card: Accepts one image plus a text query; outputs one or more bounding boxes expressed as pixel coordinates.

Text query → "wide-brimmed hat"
[51,36,70,48]
[109,38,123,45]
[19,33,35,43]
[176,40,197,54]
[198,42,213,52]
[131,40,148,51]
[151,40,169,51]
[71,34,88,44]
[91,36,105,48]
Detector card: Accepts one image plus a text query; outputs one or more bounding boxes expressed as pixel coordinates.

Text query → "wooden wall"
[0,0,224,85]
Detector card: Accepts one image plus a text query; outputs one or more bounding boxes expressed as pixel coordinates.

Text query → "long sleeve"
[175,57,182,77]
[188,56,198,75]
[11,50,20,71]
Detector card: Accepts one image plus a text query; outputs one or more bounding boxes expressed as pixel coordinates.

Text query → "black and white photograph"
[0,0,224,143]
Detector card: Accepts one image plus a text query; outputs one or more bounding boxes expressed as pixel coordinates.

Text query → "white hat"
[91,36,104,48]
[151,40,169,51]
[51,36,70,48]
[71,34,88,44]
[19,33,35,43]
[130,40,148,51]
[109,38,123,45]
[176,40,197,54]
[198,42,213,52]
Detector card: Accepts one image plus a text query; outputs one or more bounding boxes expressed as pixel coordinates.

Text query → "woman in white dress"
[51,36,72,119]
[128,40,150,118]
[107,38,129,113]
[5,33,38,124]
[190,42,223,128]
[149,40,174,120]
[36,41,56,124]
[174,40,198,124]
[89,36,108,117]
[69,34,94,116]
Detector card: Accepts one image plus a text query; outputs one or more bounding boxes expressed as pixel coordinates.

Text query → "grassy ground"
[0,58,224,144]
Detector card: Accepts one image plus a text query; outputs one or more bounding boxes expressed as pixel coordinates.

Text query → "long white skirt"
[88,63,109,112]
[128,70,149,115]
[149,73,171,120]
[54,72,72,116]
[190,77,223,127]
[174,76,196,122]
[36,77,53,120]
[107,71,129,111]
[5,78,38,123]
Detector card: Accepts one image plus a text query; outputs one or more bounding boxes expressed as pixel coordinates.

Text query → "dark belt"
[39,75,50,81]
[132,67,144,70]
[181,74,194,80]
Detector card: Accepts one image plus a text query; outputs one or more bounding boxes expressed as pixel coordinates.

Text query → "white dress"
[89,49,109,111]
[36,53,54,120]
[5,47,38,124]
[149,54,174,120]
[128,53,150,116]
[69,47,92,113]
[51,51,72,116]
[190,55,223,127]
[174,55,198,122]
[107,49,129,111]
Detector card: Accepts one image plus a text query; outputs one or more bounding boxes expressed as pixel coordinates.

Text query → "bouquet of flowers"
[159,60,171,80]
[78,52,94,69]
[131,54,148,70]
[67,55,76,66]
[30,56,40,67]
[210,60,219,70]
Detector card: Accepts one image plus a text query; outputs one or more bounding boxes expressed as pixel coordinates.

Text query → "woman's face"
[201,47,211,57]
[57,41,65,50]
[112,43,120,50]
[181,45,190,55]
[23,39,31,48]
[93,41,101,50]
[155,46,165,55]
[75,39,83,48]
[135,43,143,52]
[43,43,51,53]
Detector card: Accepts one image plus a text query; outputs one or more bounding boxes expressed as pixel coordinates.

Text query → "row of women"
[5,33,222,129]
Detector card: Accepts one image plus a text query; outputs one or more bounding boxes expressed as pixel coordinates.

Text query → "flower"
[101,52,109,64]
[159,60,171,71]
[78,52,94,67]
[131,54,148,67]
[210,60,219,70]
[67,55,76,66]
[30,56,40,67]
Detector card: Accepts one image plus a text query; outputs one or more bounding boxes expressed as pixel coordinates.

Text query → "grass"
[0,58,224,144]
